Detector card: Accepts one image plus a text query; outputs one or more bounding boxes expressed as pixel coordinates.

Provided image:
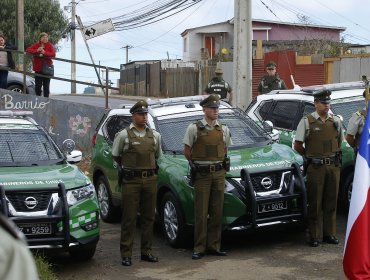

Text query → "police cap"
[215,68,223,75]
[314,89,331,104]
[200,94,220,108]
[130,100,149,114]
[266,61,277,69]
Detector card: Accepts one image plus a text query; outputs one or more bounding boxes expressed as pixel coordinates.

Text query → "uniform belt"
[195,163,224,173]
[309,157,336,165]
[123,169,155,178]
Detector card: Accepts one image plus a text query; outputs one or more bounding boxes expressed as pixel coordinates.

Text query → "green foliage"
[0,0,68,49]
[34,255,59,280]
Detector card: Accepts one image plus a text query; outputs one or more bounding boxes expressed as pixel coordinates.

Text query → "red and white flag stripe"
[343,102,370,279]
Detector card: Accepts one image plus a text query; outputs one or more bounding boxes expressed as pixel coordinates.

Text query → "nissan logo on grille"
[24,196,38,209]
[260,177,273,190]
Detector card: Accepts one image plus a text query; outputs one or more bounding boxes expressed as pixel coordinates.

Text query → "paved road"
[52,212,348,280]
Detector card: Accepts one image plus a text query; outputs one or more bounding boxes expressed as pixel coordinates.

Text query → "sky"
[52,0,370,94]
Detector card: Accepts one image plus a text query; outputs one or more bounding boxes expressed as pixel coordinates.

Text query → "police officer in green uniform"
[294,90,343,247]
[346,90,367,153]
[204,68,233,104]
[257,61,287,95]
[112,100,162,266]
[183,94,232,260]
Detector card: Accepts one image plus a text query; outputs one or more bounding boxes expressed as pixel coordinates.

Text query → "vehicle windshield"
[155,108,272,154]
[0,129,64,167]
[331,99,365,128]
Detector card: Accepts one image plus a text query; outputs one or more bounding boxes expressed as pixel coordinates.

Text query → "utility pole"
[71,0,77,94]
[16,0,24,70]
[233,0,252,110]
[122,45,132,64]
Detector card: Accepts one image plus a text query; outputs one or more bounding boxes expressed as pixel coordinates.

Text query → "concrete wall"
[0,90,106,154]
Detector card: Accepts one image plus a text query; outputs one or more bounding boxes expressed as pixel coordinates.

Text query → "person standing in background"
[26,32,55,98]
[257,61,287,95]
[204,68,233,104]
[0,33,16,89]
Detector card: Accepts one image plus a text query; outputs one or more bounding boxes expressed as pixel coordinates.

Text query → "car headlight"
[66,184,95,206]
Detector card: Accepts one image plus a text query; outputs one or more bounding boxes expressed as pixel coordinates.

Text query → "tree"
[0,0,68,51]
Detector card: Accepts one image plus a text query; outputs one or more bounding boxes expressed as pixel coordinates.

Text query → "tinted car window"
[258,101,300,130]
[331,99,364,128]
[104,115,131,143]
[302,102,315,117]
[156,108,271,153]
[256,100,273,120]
[0,130,61,166]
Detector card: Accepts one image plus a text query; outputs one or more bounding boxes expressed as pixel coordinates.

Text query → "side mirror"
[262,120,279,142]
[67,150,82,164]
[62,139,76,153]
[262,120,273,133]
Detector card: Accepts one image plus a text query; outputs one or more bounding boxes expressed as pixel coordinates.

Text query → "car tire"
[7,84,24,93]
[69,243,97,261]
[161,192,190,248]
[343,172,354,212]
[96,175,121,222]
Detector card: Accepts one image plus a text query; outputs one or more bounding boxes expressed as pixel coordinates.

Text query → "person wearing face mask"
[0,33,16,89]
[257,61,287,95]
[26,32,55,97]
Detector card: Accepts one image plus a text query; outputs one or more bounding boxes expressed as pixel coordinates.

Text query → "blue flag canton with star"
[359,101,370,168]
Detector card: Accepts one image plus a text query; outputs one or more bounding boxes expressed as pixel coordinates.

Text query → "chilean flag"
[343,103,370,279]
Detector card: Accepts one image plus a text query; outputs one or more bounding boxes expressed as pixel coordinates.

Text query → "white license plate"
[258,201,287,213]
[18,223,52,235]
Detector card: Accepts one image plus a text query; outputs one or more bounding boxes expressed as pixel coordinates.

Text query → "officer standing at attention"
[204,68,233,104]
[346,90,367,154]
[257,61,287,95]
[183,94,232,260]
[294,90,343,247]
[112,100,162,266]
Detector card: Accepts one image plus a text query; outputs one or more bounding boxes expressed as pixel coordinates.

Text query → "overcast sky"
[52,0,370,93]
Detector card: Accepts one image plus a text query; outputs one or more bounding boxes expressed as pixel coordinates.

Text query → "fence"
[3,49,120,109]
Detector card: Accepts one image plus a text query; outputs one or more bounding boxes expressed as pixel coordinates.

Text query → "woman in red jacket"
[26,32,55,97]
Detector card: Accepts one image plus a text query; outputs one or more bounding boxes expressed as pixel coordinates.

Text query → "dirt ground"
[60,156,348,280]
[50,212,347,280]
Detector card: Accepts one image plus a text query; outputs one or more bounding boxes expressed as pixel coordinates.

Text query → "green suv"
[91,96,306,247]
[246,81,365,210]
[0,111,100,260]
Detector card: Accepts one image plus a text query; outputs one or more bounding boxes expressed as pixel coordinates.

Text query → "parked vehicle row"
[90,96,307,247]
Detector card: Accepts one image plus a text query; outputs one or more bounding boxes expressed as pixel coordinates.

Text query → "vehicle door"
[100,115,131,198]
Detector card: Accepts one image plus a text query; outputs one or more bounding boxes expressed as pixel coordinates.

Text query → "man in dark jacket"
[0,33,16,89]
